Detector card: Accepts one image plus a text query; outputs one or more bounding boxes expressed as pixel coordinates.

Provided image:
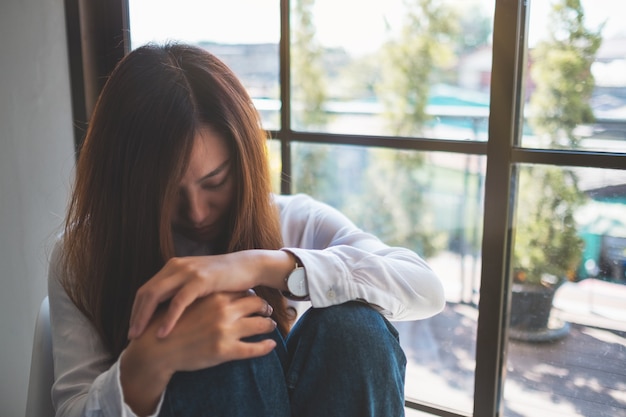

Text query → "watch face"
[287,267,308,297]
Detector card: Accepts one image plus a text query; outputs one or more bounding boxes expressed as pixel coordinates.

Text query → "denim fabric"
[158,301,406,417]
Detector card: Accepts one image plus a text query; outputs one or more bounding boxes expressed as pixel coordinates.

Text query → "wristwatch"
[283,261,309,300]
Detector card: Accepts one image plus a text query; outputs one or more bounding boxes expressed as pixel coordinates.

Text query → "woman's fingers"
[231,335,277,360]
[149,289,271,340]
[240,315,278,338]
[220,315,277,362]
[155,279,217,338]
[128,254,265,340]
[128,276,182,339]
[128,291,161,339]
[128,256,273,342]
[146,292,278,372]
[128,258,208,339]
[234,293,274,319]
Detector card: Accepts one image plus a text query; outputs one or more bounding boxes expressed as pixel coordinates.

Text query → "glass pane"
[291,142,486,414]
[505,164,626,416]
[267,138,281,194]
[128,0,281,130]
[522,0,626,152]
[290,0,494,139]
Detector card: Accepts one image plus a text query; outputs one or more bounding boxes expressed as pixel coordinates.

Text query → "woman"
[49,43,445,417]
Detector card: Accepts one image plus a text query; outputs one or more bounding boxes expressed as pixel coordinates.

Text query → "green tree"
[348,0,458,257]
[514,0,603,286]
[514,166,586,286]
[346,147,445,258]
[290,0,334,199]
[455,4,492,54]
[377,0,458,136]
[529,0,603,148]
[335,53,382,101]
[291,0,328,130]
[378,0,457,253]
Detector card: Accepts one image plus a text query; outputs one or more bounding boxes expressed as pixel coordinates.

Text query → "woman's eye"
[201,177,227,190]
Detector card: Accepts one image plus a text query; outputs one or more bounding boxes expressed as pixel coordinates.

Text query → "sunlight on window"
[290,0,494,138]
[126,2,626,416]
[504,3,626,414]
[506,164,626,417]
[522,0,626,153]
[292,142,486,414]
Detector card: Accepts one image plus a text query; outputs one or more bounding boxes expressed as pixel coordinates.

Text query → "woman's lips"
[176,224,218,241]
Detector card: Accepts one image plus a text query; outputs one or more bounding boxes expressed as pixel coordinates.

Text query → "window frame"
[63,0,626,415]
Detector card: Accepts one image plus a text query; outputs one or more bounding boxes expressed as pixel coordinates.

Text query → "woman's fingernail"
[267,304,273,315]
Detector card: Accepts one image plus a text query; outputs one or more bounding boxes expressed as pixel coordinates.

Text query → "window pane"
[127,0,281,129]
[267,138,281,194]
[290,0,494,139]
[291,142,486,414]
[522,0,626,152]
[505,164,626,416]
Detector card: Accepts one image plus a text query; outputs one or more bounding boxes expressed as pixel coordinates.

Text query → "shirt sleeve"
[48,240,165,417]
[275,193,445,321]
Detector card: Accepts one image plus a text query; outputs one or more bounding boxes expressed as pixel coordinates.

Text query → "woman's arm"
[127,249,296,339]
[276,193,445,321]
[128,194,445,339]
[49,242,277,417]
[48,242,131,417]
[120,291,277,416]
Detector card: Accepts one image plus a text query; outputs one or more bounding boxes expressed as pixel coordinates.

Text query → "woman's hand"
[128,250,295,339]
[157,291,277,370]
[121,291,277,416]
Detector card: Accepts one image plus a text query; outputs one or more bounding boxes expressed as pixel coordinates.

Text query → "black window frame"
[64,0,626,415]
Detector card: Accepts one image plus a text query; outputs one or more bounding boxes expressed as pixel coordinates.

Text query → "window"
[68,0,626,415]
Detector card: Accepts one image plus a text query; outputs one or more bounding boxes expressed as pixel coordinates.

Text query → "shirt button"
[327,289,336,299]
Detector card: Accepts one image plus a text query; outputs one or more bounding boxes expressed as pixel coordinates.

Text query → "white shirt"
[48,193,444,417]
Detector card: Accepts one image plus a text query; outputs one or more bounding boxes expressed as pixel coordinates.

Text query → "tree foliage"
[529,0,603,148]
[377,0,458,137]
[347,148,445,258]
[291,0,328,129]
[290,0,332,199]
[514,166,586,286]
[514,0,602,286]
[346,0,458,258]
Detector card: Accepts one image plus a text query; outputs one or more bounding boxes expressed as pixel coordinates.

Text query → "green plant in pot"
[508,0,602,342]
[510,165,585,339]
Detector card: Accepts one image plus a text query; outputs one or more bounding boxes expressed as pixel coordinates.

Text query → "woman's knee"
[287,301,404,365]
[285,302,406,416]
[295,301,397,338]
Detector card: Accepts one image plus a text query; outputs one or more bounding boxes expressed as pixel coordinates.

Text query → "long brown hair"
[61,43,291,357]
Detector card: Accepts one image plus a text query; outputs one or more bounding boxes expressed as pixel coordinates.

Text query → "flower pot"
[510,283,556,330]
[509,283,569,342]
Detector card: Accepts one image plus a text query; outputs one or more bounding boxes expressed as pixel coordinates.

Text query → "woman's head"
[62,43,287,356]
[80,43,274,251]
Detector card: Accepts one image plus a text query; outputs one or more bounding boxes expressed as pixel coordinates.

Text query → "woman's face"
[172,125,234,242]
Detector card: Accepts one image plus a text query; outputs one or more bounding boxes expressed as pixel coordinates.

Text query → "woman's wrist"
[120,329,174,415]
[252,249,297,292]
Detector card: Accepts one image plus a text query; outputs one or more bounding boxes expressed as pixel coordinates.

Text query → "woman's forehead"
[181,126,227,173]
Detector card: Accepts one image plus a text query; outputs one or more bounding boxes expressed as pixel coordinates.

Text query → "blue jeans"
[158,301,407,417]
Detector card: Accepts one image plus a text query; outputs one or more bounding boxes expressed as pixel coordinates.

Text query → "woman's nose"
[186,192,208,225]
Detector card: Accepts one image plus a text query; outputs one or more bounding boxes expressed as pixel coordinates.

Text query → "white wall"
[0,0,75,415]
